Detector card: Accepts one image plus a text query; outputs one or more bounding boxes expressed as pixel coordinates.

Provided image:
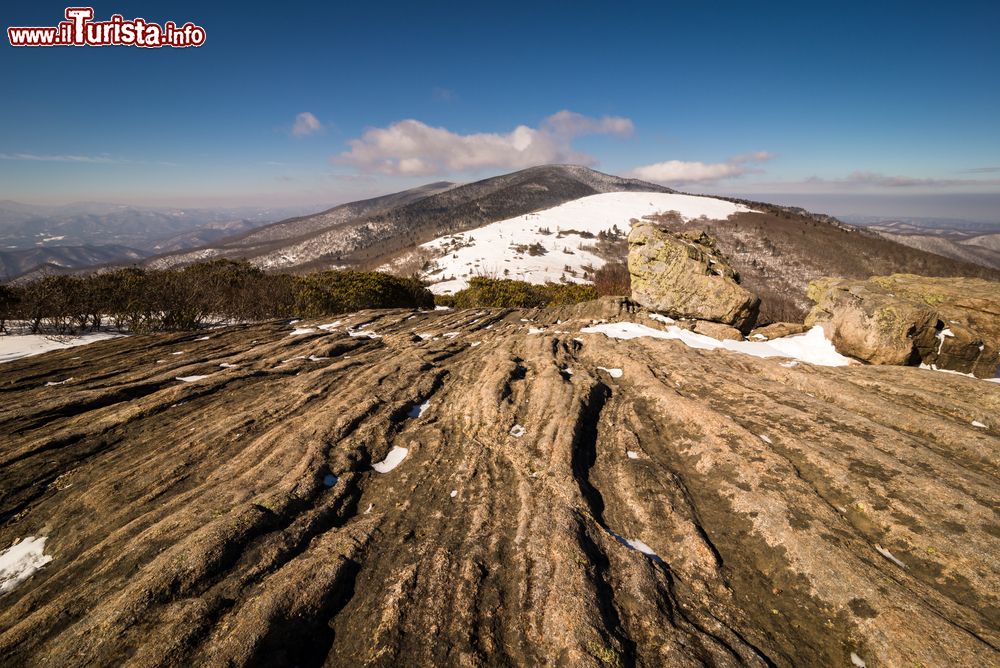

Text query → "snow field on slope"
[420,192,752,294]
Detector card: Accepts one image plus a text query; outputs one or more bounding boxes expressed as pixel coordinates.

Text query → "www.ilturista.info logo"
[7,7,206,48]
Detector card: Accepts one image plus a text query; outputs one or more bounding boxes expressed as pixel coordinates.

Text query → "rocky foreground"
[1,301,998,667]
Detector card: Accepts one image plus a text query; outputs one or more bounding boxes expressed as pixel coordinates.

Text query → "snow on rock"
[348,330,381,339]
[759,434,773,444]
[450,490,458,498]
[44,377,74,387]
[0,332,123,364]
[527,327,545,335]
[408,400,431,418]
[176,375,210,383]
[510,424,526,438]
[318,321,342,331]
[421,192,754,294]
[372,446,408,473]
[875,544,906,568]
[0,536,53,594]
[649,313,675,325]
[289,327,316,336]
[851,652,867,668]
[626,451,640,459]
[582,323,852,367]
[597,366,624,378]
[972,420,987,429]
[219,363,238,369]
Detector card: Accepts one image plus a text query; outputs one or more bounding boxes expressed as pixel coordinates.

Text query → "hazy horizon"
[2,1,998,221]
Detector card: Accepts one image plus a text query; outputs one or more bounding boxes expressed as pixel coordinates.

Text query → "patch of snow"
[318,320,342,331]
[422,192,754,294]
[44,377,74,386]
[597,366,623,378]
[874,544,906,568]
[972,420,987,429]
[170,351,185,355]
[195,336,211,341]
[434,305,452,311]
[510,424,526,438]
[308,355,328,361]
[348,330,381,339]
[470,341,482,347]
[0,332,123,364]
[649,313,675,325]
[289,327,315,336]
[527,327,545,335]
[408,400,431,418]
[759,434,773,444]
[0,536,52,594]
[372,446,408,473]
[850,652,867,668]
[450,490,458,498]
[780,360,799,368]
[562,367,573,375]
[363,503,373,514]
[442,332,460,339]
[626,451,639,459]
[219,363,238,369]
[936,328,954,354]
[581,323,851,367]
[416,333,434,340]
[176,375,210,382]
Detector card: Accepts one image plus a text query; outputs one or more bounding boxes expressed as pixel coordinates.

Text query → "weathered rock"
[807,274,1000,377]
[0,306,997,667]
[628,223,760,332]
[691,319,745,340]
[749,322,810,341]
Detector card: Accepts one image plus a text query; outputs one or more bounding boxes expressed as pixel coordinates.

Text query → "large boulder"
[628,223,760,332]
[806,274,1000,377]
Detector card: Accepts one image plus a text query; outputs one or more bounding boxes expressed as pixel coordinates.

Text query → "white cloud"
[291,112,324,138]
[629,152,774,185]
[0,153,122,163]
[335,110,634,176]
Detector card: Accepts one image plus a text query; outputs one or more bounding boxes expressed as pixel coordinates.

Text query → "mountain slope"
[0,245,146,281]
[149,165,673,271]
[0,302,996,666]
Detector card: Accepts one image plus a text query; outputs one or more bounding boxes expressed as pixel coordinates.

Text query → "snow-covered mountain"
[403,192,753,293]
[148,165,674,271]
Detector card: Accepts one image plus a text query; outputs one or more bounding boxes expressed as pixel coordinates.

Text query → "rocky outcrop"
[628,224,760,332]
[807,274,1000,377]
[0,305,997,666]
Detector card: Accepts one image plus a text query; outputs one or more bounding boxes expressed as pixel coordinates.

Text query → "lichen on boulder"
[806,273,1000,377]
[627,223,760,332]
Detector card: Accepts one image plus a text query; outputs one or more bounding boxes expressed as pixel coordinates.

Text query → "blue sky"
[2,1,999,219]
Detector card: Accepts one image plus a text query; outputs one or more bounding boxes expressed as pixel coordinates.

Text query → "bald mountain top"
[149,165,672,272]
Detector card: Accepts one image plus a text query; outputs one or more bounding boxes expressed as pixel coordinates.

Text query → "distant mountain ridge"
[149,165,674,271]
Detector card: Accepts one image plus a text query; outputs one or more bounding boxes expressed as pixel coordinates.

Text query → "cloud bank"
[629,151,774,185]
[291,112,324,137]
[335,110,634,176]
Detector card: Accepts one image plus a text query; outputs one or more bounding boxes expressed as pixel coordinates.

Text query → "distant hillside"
[641,205,1000,322]
[0,245,146,282]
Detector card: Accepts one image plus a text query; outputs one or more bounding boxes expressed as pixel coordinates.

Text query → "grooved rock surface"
[628,223,760,332]
[0,303,998,667]
[807,274,1000,377]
